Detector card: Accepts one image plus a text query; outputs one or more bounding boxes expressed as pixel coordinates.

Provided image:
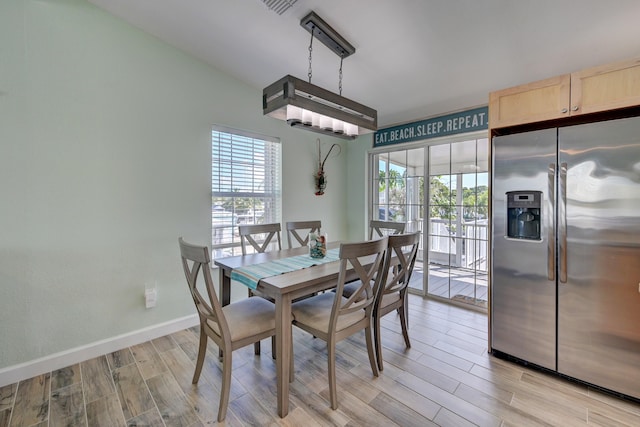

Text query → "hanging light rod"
[299,11,355,59]
[262,11,377,140]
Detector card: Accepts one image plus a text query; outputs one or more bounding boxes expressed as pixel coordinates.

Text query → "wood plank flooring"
[2,295,640,426]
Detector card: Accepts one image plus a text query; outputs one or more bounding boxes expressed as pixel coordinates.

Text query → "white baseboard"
[0,314,199,388]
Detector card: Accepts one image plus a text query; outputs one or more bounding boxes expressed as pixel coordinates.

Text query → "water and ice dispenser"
[506,191,541,240]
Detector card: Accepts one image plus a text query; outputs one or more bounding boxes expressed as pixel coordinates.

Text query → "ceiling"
[88,0,640,128]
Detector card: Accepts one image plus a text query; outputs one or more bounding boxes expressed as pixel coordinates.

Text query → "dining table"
[213,241,361,418]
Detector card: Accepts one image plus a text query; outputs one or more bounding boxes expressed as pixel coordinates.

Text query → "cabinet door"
[571,57,640,115]
[489,74,570,128]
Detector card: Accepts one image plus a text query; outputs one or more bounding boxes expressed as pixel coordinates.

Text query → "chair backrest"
[238,223,282,255]
[369,220,406,239]
[285,220,322,249]
[377,231,420,302]
[332,237,389,328]
[178,238,230,341]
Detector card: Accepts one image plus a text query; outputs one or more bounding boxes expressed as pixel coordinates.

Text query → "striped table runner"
[231,248,340,290]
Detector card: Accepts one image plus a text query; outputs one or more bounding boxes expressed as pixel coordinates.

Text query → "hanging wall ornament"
[314,139,341,195]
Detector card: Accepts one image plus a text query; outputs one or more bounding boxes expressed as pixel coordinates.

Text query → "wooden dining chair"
[291,237,389,409]
[341,221,406,300]
[369,220,406,239]
[285,220,322,249]
[238,222,282,255]
[238,222,281,355]
[373,231,420,371]
[178,238,276,422]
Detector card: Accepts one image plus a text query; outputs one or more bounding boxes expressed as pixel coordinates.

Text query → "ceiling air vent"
[259,0,298,15]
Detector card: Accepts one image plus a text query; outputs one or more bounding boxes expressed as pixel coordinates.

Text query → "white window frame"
[211,125,282,258]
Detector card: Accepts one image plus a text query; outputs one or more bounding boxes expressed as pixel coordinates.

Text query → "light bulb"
[286,105,302,125]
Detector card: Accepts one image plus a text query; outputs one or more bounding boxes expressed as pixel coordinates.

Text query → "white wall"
[0,0,357,376]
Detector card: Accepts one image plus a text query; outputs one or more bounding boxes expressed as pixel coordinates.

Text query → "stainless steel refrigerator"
[491,116,640,400]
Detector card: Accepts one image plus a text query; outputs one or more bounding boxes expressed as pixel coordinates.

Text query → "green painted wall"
[0,0,356,371]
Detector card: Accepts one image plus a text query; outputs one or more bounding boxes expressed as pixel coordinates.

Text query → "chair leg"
[249,288,262,355]
[403,292,409,330]
[327,340,338,409]
[271,336,276,359]
[365,324,379,377]
[399,303,411,348]
[192,329,207,383]
[217,349,232,422]
[374,313,384,372]
[289,337,295,382]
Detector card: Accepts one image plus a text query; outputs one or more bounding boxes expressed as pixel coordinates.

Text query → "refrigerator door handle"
[548,163,556,281]
[559,162,568,283]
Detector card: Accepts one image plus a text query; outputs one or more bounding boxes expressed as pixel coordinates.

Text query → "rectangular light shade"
[263,75,377,140]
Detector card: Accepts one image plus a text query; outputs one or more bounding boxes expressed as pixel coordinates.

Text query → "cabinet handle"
[561,108,568,113]
[571,106,579,111]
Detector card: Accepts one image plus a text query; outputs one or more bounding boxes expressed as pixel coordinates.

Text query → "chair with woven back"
[373,231,420,371]
[290,237,389,409]
[369,219,406,239]
[238,222,281,356]
[178,237,277,422]
[285,220,322,249]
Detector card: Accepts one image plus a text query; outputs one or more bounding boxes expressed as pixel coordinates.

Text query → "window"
[211,125,281,258]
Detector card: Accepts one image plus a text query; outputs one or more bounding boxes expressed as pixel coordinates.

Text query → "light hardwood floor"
[2,295,640,426]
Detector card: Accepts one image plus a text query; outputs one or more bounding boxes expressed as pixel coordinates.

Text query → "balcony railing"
[414,218,488,271]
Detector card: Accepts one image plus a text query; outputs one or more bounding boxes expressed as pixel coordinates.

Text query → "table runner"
[231,248,341,290]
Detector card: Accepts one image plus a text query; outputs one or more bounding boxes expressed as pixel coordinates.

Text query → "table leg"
[218,267,231,306]
[218,268,231,359]
[275,293,292,418]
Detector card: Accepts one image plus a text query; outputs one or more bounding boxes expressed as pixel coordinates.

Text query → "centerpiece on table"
[308,232,327,258]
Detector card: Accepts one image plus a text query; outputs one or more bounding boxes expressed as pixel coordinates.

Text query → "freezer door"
[558,117,640,400]
[491,129,557,370]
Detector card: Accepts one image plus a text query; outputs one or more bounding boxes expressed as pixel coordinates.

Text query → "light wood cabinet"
[571,57,640,115]
[490,57,640,129]
[489,74,570,128]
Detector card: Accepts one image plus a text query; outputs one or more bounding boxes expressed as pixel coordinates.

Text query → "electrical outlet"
[145,282,157,308]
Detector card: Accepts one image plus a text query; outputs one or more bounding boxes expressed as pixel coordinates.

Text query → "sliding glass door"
[372,148,426,291]
[370,134,488,309]
[427,139,488,308]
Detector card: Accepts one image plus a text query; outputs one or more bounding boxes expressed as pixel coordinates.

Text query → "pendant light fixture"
[262,12,377,140]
